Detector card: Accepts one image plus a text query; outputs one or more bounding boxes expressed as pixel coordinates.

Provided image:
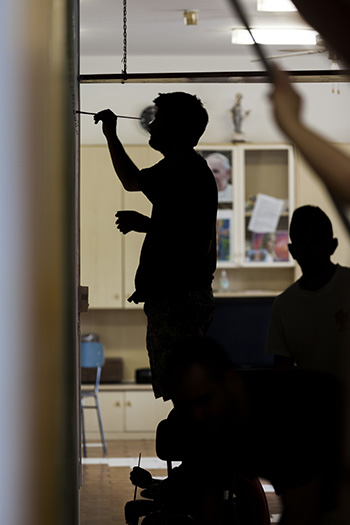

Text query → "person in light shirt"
[265,205,350,378]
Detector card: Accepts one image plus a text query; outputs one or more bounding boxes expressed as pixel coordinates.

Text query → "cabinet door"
[82,391,124,439]
[241,145,295,267]
[196,146,237,268]
[80,146,123,307]
[124,391,172,432]
[295,145,350,270]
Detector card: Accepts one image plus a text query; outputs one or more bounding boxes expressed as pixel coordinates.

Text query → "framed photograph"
[247,231,289,263]
[197,148,234,209]
[217,209,234,263]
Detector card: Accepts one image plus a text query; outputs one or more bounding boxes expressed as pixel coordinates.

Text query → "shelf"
[214,290,282,298]
[244,211,289,217]
[82,382,153,392]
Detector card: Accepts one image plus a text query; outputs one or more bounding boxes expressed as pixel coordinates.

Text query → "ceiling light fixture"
[231,28,318,45]
[184,10,198,25]
[257,0,297,11]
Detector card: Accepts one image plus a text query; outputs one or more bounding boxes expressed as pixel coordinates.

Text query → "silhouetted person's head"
[148,92,208,153]
[288,205,338,273]
[167,337,246,428]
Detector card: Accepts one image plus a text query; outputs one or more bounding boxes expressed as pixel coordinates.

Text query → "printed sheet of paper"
[248,193,284,233]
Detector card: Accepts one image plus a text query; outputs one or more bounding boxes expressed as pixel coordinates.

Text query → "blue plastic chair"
[81,341,107,457]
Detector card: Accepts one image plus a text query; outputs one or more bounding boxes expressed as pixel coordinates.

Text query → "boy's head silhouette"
[148,92,209,153]
[288,205,338,274]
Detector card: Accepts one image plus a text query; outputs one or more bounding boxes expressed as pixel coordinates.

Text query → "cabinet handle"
[126,401,132,407]
[114,293,120,299]
[115,401,121,407]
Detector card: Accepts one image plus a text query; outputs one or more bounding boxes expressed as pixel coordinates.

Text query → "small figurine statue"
[231,93,251,142]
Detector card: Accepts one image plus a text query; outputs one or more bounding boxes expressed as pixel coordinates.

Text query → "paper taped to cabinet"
[248,193,284,233]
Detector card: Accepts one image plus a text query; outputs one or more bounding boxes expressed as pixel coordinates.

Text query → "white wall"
[80,55,350,145]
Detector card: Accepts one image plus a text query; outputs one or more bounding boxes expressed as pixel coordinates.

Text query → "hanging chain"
[121,0,128,80]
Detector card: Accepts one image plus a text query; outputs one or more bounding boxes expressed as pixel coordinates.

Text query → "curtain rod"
[79,70,350,84]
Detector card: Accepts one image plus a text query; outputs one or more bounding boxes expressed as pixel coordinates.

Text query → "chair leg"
[81,400,87,458]
[95,395,107,454]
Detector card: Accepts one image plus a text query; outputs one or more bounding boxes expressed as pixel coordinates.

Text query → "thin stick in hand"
[228,0,274,80]
[76,110,96,115]
[133,452,142,500]
[75,110,141,119]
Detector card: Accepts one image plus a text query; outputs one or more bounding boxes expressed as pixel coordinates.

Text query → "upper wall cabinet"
[80,146,123,308]
[80,145,160,309]
[197,144,295,268]
[81,144,295,309]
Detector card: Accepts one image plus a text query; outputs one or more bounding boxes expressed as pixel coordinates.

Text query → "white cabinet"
[80,146,123,308]
[80,145,160,309]
[197,144,295,269]
[81,143,295,307]
[241,145,295,268]
[82,386,173,440]
[124,391,171,432]
[83,391,125,437]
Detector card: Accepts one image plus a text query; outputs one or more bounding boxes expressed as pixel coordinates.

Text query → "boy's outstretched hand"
[94,109,118,138]
[129,466,153,488]
[115,210,151,234]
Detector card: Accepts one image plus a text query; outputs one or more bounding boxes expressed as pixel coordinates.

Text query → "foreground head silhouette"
[148,92,209,154]
[288,205,338,285]
[167,336,343,524]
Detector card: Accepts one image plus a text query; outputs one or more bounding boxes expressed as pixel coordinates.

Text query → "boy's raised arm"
[94,109,141,191]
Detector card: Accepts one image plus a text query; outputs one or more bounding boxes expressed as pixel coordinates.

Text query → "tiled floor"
[79,440,282,524]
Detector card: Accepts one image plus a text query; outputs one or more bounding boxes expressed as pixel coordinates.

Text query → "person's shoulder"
[145,156,166,170]
[195,152,218,186]
[185,151,217,189]
[189,150,210,169]
[139,157,166,178]
[273,281,300,306]
[337,264,350,275]
[278,280,299,298]
[336,264,350,285]
[191,150,210,167]
[332,264,350,282]
[161,150,200,172]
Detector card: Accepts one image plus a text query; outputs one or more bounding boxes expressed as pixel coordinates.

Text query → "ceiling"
[79,0,334,67]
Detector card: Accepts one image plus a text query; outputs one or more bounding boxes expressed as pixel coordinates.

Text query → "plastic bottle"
[219,270,230,293]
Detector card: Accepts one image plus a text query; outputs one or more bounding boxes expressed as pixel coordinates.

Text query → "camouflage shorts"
[144,288,215,401]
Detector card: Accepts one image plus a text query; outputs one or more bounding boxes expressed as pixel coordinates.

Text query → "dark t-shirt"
[131,150,218,303]
[163,370,342,501]
[235,370,342,496]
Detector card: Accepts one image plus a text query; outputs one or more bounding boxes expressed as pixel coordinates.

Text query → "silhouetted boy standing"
[95,92,218,400]
[265,205,350,378]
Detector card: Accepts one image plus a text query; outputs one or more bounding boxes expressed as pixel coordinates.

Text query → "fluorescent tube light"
[231,28,318,45]
[257,0,297,11]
